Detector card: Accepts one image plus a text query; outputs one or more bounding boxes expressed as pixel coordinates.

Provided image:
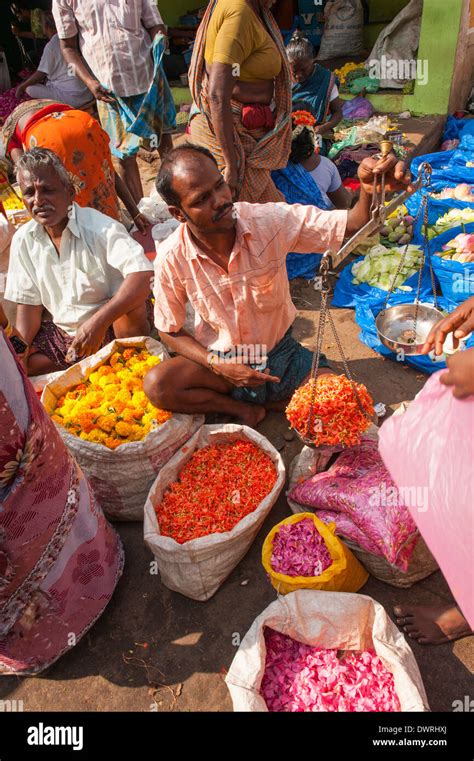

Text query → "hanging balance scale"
[297,140,439,450]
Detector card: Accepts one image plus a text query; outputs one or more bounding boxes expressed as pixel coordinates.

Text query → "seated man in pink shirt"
[144,144,412,428]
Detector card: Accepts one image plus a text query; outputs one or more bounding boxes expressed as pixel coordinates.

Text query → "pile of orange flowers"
[292,110,317,128]
[51,347,172,449]
[286,375,374,448]
[155,440,277,544]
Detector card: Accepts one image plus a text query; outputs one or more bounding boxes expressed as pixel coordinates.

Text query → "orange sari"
[11,105,121,220]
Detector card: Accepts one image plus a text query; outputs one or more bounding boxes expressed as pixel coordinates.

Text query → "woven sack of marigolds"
[41,337,203,521]
[144,424,286,601]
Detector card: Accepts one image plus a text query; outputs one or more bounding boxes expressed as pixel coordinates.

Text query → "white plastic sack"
[317,0,364,61]
[42,337,203,521]
[366,0,423,89]
[137,196,172,224]
[144,424,285,601]
[152,218,180,250]
[225,589,429,712]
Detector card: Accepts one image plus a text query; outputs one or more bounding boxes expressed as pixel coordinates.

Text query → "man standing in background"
[52,0,176,202]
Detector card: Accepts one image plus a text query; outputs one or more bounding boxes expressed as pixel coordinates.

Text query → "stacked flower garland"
[155,440,277,543]
[270,518,332,577]
[261,629,401,712]
[51,347,172,449]
[286,375,374,447]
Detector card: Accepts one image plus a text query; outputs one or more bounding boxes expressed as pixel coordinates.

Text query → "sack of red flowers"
[225,590,429,712]
[143,424,285,601]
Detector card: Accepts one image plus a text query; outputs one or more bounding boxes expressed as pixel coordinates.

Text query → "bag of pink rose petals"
[225,590,429,712]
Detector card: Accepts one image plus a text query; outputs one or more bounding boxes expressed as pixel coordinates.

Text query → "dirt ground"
[1,147,473,713]
[1,277,473,713]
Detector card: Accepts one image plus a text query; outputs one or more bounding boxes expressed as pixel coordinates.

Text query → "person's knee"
[143,364,171,407]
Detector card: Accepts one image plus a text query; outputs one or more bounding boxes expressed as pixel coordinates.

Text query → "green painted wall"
[159,0,203,27]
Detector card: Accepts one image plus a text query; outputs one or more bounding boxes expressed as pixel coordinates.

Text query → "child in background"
[287,30,343,156]
[290,110,351,210]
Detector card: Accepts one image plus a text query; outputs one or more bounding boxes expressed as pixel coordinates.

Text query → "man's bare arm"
[15,303,44,347]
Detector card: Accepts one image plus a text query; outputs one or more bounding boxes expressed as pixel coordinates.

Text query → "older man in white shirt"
[5,148,154,376]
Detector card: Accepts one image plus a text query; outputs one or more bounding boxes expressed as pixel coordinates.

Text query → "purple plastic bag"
[288,440,418,568]
[342,96,375,120]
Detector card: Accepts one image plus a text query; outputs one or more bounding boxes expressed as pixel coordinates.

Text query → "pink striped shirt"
[52,0,164,97]
[153,202,347,353]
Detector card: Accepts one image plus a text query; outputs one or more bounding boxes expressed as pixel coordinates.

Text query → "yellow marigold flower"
[97,415,116,433]
[116,368,131,381]
[105,436,122,450]
[116,388,132,405]
[87,390,105,408]
[88,429,108,444]
[120,407,138,423]
[115,421,133,437]
[104,383,121,401]
[76,412,96,433]
[97,365,114,377]
[146,355,160,368]
[110,351,125,368]
[98,374,116,388]
[88,371,100,385]
[131,390,148,408]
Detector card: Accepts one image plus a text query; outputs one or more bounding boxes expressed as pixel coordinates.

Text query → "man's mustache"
[213,204,233,222]
[33,204,55,214]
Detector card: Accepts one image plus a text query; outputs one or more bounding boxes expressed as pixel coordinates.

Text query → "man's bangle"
[132,212,141,221]
[207,352,218,373]
[3,320,13,337]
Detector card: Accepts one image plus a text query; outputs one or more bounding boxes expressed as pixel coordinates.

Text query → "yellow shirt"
[204,0,282,82]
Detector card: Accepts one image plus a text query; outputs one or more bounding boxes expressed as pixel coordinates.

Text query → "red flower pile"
[286,374,374,448]
[155,440,277,544]
[292,110,317,128]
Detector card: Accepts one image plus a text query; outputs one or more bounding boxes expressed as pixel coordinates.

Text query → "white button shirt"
[5,203,154,336]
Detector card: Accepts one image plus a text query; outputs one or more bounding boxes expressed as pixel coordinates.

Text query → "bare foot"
[236,403,267,429]
[393,603,473,645]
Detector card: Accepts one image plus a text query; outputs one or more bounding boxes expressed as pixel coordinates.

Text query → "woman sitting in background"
[3,99,149,231]
[0,303,124,676]
[15,12,90,109]
[287,30,343,156]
